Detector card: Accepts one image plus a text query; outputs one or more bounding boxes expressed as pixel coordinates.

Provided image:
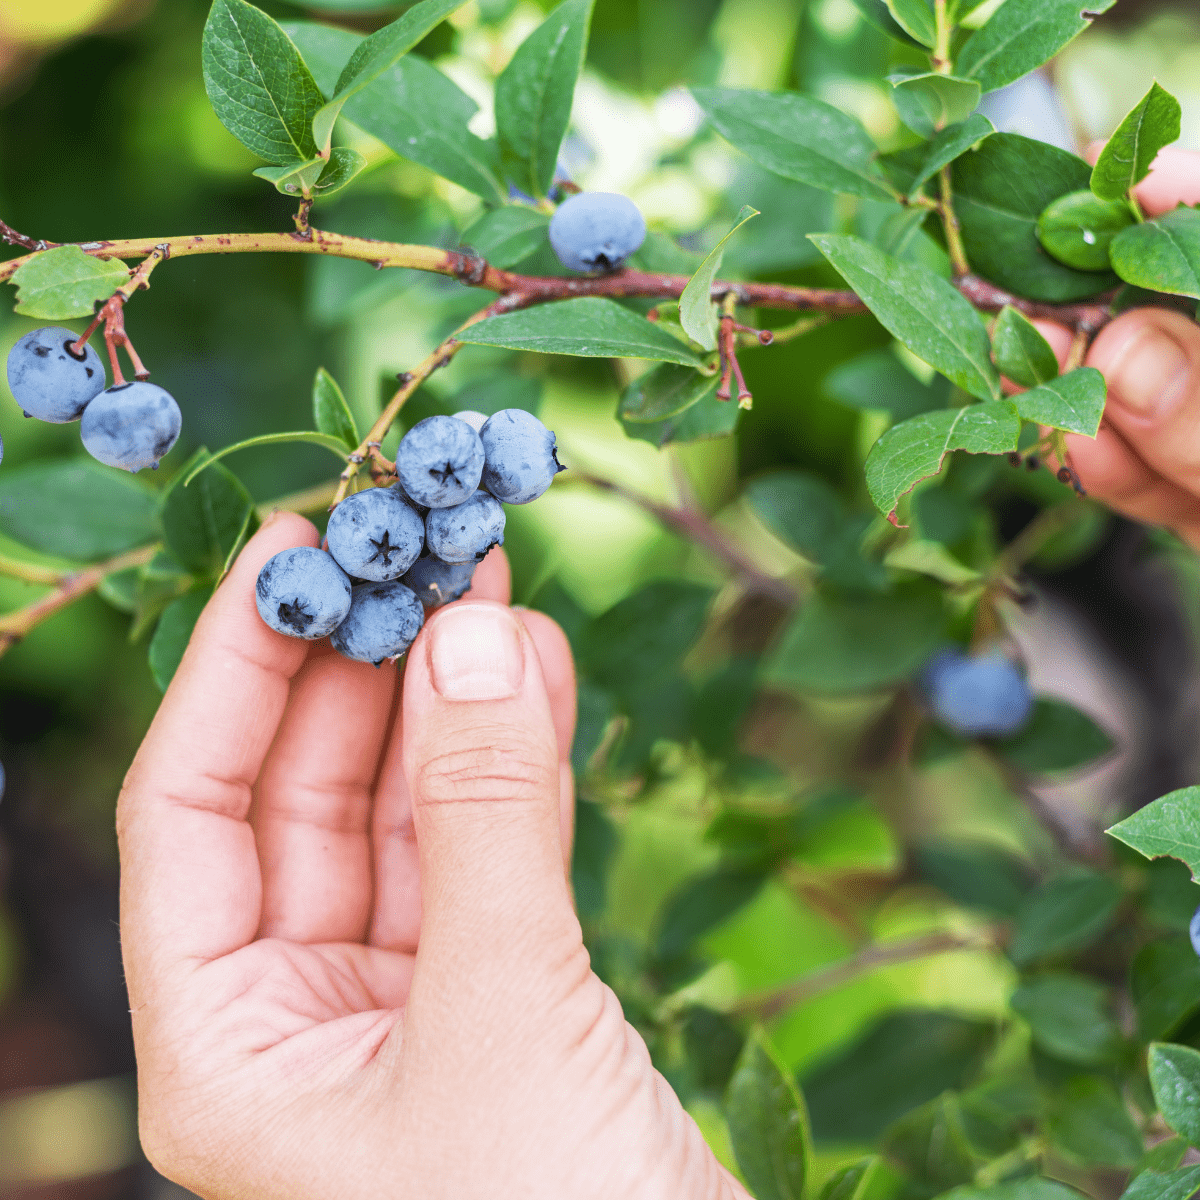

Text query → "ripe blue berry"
[425,490,506,563]
[923,650,1033,738]
[326,485,424,582]
[7,326,105,422]
[80,381,181,472]
[331,580,425,665]
[548,192,646,273]
[256,547,352,639]
[1191,904,1200,959]
[397,415,485,509]
[403,556,477,608]
[480,408,564,504]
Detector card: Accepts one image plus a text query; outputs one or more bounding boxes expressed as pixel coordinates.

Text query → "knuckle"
[414,730,556,806]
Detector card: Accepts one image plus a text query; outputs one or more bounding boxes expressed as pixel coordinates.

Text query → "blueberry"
[425,490,506,563]
[548,192,646,273]
[7,326,105,422]
[1191,904,1200,959]
[923,650,1033,737]
[397,414,485,509]
[403,555,477,608]
[331,580,425,665]
[326,484,424,582]
[454,409,488,432]
[255,547,352,639]
[80,381,181,472]
[479,408,563,504]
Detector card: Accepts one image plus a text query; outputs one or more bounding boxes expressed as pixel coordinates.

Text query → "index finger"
[118,512,318,996]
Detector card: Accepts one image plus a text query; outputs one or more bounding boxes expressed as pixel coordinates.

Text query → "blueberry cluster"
[919,648,1033,738]
[6,326,182,472]
[548,193,646,274]
[256,408,563,665]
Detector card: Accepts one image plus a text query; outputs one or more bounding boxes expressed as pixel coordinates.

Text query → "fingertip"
[516,607,578,760]
[1132,146,1200,216]
[1086,307,1200,423]
[461,544,511,605]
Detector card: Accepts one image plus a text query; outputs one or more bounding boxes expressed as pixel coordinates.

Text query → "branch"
[567,469,799,605]
[731,929,997,1020]
[0,224,1119,333]
[0,544,158,654]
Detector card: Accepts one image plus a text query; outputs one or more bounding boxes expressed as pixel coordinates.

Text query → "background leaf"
[1108,788,1200,880]
[160,449,256,576]
[1149,1043,1200,1146]
[10,245,129,319]
[1110,207,1200,301]
[312,366,358,449]
[1091,82,1182,202]
[1009,871,1122,966]
[824,348,951,421]
[994,697,1114,772]
[495,0,594,198]
[461,207,550,268]
[692,88,893,199]
[148,585,214,693]
[1011,974,1122,1063]
[619,364,719,423]
[679,205,758,352]
[459,298,705,366]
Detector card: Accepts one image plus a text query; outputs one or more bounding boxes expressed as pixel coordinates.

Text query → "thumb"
[401,600,577,974]
[1086,307,1200,492]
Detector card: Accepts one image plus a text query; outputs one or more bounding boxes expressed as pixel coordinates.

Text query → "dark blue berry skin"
[425,490,506,563]
[548,192,646,273]
[331,580,425,665]
[480,409,563,504]
[256,547,352,640]
[921,649,1033,737]
[397,415,485,509]
[326,485,425,582]
[7,326,105,422]
[1191,904,1200,959]
[403,556,477,608]
[80,381,182,472]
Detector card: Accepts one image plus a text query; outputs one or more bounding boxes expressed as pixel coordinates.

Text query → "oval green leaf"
[1038,190,1135,271]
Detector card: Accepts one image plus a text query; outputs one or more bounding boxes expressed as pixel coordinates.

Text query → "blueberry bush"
[3,0,1200,1195]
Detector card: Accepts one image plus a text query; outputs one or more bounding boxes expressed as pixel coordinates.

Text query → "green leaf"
[278,20,360,96]
[1038,190,1136,271]
[461,207,550,269]
[458,297,705,367]
[1110,207,1200,301]
[992,306,1060,388]
[848,0,923,47]
[691,88,894,200]
[1045,1075,1143,1168]
[956,0,1118,95]
[654,865,769,959]
[1149,1043,1200,1146]
[823,347,951,421]
[898,114,995,199]
[130,551,195,643]
[725,1029,810,1200]
[620,387,741,447]
[864,401,1020,518]
[579,581,714,691]
[810,234,1002,402]
[1109,788,1200,881]
[252,156,326,196]
[10,245,129,320]
[953,134,1118,302]
[148,586,214,693]
[679,205,758,352]
[571,793,617,918]
[1092,83,1182,202]
[160,449,256,576]
[1121,1167,1200,1200]
[818,1158,899,1200]
[1012,368,1107,437]
[1010,869,1121,966]
[0,459,158,560]
[312,0,469,155]
[915,841,1034,917]
[182,432,349,487]
[313,146,368,196]
[945,1179,1085,1200]
[312,367,358,450]
[884,0,935,45]
[1134,1141,1189,1178]
[994,696,1113,773]
[494,0,594,198]
[344,55,505,202]
[620,363,719,423]
[1011,973,1122,1064]
[97,566,140,613]
[881,1093,976,1191]
[888,70,981,138]
[202,0,324,164]
[802,1011,994,1143]
[1132,937,1200,1042]
[765,582,947,694]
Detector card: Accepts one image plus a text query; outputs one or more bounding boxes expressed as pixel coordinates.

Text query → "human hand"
[118,513,745,1200]
[1034,146,1200,547]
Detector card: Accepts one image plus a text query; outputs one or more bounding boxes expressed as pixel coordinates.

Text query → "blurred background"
[0,0,1197,1195]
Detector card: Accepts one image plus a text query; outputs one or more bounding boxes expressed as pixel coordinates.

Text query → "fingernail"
[430,603,523,701]
[1107,326,1191,417]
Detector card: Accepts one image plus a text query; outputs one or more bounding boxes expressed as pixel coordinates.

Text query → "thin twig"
[731,929,996,1020]
[939,168,971,277]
